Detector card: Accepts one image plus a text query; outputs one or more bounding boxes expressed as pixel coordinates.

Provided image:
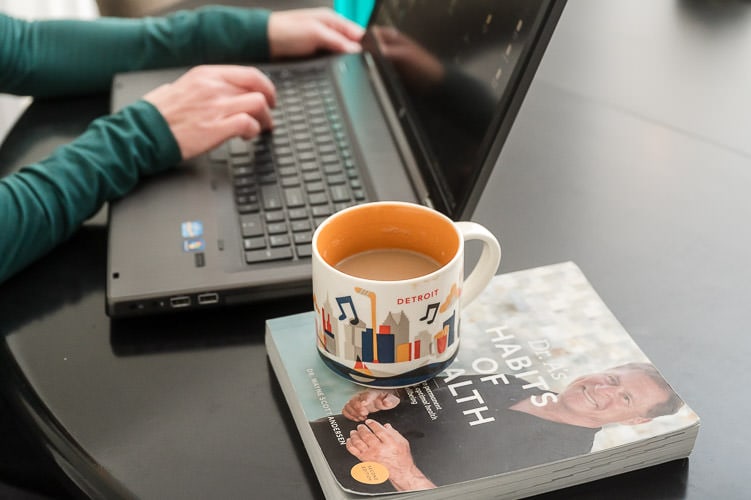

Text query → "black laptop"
[106,0,567,317]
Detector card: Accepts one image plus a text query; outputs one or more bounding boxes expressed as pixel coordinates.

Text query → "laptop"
[106,0,567,317]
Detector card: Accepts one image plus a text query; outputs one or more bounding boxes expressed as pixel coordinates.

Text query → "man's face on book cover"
[557,367,670,427]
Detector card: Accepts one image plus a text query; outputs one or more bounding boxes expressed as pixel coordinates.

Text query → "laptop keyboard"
[207,65,368,265]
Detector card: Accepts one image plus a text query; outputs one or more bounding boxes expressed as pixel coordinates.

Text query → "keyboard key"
[240,214,263,237]
[288,208,309,220]
[261,185,283,210]
[323,164,343,175]
[275,146,294,157]
[300,161,319,172]
[236,194,258,205]
[284,187,305,207]
[330,185,351,203]
[267,222,288,235]
[233,165,254,176]
[302,171,322,182]
[294,232,313,244]
[298,151,317,162]
[208,146,228,162]
[318,144,337,154]
[269,234,291,247]
[312,205,332,217]
[237,203,260,214]
[245,247,294,263]
[291,220,312,232]
[278,166,297,177]
[229,137,251,156]
[327,173,347,185]
[243,237,266,250]
[296,244,313,258]
[320,154,340,164]
[265,210,286,223]
[281,176,301,188]
[306,181,325,193]
[259,173,277,184]
[309,193,329,205]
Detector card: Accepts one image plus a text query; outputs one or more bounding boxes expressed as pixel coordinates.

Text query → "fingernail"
[385,394,400,405]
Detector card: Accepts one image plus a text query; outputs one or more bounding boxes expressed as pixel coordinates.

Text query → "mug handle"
[456,222,502,306]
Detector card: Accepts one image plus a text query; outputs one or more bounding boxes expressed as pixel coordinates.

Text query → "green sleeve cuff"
[0,99,181,283]
[124,99,183,175]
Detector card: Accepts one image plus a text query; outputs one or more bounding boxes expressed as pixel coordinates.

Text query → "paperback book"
[265,262,700,499]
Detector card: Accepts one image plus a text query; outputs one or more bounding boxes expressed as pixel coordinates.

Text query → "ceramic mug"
[312,201,501,387]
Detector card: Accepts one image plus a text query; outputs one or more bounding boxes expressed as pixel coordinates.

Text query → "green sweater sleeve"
[0,100,181,284]
[0,6,271,97]
[0,7,272,284]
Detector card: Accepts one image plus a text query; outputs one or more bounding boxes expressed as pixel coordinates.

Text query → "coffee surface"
[334,249,442,280]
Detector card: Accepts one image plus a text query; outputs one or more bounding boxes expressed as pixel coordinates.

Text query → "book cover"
[266,262,700,499]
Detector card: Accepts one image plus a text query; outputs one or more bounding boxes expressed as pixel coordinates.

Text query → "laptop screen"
[364,0,559,218]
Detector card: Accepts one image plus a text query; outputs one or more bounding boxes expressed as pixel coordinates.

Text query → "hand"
[144,65,276,160]
[346,419,436,491]
[342,390,400,422]
[268,8,364,59]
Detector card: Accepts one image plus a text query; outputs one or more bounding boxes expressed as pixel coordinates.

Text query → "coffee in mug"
[312,201,501,388]
[334,248,442,280]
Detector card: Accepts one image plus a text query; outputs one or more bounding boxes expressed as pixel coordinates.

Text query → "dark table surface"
[2,0,750,498]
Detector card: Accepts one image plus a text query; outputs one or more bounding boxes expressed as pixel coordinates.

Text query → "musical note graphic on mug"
[419,302,440,324]
[336,296,360,325]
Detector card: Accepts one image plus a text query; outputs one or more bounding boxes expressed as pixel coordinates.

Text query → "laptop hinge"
[363,52,433,209]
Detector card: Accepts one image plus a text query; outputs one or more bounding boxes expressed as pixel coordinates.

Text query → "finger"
[348,430,368,450]
[346,436,367,457]
[223,92,274,131]
[361,390,380,405]
[375,392,400,410]
[222,113,262,141]
[364,419,391,442]
[317,8,366,41]
[312,23,362,54]
[342,405,356,421]
[358,423,382,445]
[214,65,277,108]
[342,405,365,422]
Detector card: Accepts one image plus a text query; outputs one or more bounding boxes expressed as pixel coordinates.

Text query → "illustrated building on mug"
[317,294,455,365]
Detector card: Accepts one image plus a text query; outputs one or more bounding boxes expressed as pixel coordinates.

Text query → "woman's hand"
[268,8,364,59]
[144,65,276,160]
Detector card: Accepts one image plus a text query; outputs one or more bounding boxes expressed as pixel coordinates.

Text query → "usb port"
[169,296,191,308]
[197,293,219,305]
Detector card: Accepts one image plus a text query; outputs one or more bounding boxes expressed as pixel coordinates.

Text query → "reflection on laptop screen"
[365,0,550,215]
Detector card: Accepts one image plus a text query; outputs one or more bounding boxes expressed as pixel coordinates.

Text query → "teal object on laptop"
[334,0,375,26]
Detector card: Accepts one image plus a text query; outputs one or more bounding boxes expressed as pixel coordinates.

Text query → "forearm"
[388,464,436,491]
[0,100,180,283]
[0,7,270,97]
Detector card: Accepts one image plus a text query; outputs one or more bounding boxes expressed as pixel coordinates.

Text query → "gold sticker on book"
[350,461,389,484]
